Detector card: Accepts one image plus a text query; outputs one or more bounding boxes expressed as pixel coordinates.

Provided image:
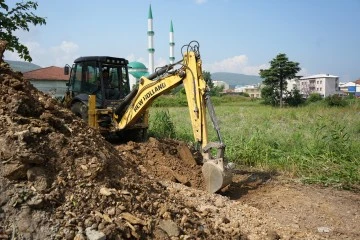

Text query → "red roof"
[23,66,68,81]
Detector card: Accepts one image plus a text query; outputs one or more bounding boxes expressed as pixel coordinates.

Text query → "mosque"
[128,5,175,89]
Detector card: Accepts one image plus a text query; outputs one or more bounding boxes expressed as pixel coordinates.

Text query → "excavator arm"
[114,42,232,193]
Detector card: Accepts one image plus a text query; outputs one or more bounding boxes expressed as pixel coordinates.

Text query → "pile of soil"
[0,41,358,240]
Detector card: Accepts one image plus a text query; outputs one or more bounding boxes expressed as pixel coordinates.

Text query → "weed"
[148,110,176,139]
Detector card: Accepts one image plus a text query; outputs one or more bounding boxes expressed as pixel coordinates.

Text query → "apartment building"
[299,74,339,97]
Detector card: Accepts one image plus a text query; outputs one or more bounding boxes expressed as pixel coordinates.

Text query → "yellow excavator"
[63,41,232,193]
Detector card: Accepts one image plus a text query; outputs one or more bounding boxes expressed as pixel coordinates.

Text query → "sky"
[3,0,360,82]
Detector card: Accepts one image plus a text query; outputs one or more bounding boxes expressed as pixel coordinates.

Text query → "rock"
[16,206,34,235]
[26,195,44,208]
[159,220,180,237]
[63,228,75,240]
[0,138,12,160]
[173,172,190,185]
[84,218,94,228]
[103,214,112,223]
[27,167,48,191]
[74,233,86,240]
[85,227,106,240]
[97,222,106,231]
[99,187,115,196]
[120,212,146,225]
[2,163,27,180]
[317,226,331,233]
[107,207,116,216]
[197,204,217,213]
[177,143,197,166]
[214,198,225,208]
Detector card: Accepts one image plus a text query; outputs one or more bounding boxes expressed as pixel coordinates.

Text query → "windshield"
[100,63,130,100]
[71,61,130,101]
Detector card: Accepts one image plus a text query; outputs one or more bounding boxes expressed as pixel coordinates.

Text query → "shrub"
[307,93,323,103]
[325,94,348,107]
[285,88,304,107]
[149,110,176,139]
[238,92,250,97]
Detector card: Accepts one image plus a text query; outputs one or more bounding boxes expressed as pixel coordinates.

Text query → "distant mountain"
[211,72,262,88]
[5,60,42,73]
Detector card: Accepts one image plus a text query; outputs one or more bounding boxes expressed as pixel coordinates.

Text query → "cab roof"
[74,56,129,65]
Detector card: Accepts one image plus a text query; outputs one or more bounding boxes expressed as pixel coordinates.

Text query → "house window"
[320,88,322,91]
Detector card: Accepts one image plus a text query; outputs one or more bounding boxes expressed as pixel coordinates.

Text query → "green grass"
[148,96,360,190]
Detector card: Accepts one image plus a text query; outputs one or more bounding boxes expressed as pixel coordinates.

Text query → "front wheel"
[71,102,88,123]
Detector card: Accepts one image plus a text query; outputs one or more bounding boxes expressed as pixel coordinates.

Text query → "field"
[149,96,360,191]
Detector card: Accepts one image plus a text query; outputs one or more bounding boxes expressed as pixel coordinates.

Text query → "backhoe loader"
[63,41,232,193]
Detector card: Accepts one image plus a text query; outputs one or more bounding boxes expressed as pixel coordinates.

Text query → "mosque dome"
[128,61,148,79]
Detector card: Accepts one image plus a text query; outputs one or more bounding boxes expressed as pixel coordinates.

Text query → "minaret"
[169,20,175,64]
[147,5,155,73]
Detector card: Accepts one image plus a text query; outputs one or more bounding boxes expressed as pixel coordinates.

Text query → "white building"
[286,78,300,92]
[234,84,261,98]
[299,74,339,97]
[213,80,229,91]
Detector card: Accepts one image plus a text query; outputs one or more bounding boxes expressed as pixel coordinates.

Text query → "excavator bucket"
[201,142,233,193]
[202,160,233,193]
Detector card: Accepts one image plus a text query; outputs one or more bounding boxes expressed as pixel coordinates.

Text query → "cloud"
[195,0,207,4]
[49,41,79,66]
[126,53,146,64]
[204,55,268,75]
[4,41,79,67]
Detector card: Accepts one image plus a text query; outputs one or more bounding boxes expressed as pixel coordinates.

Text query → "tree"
[203,71,214,88]
[0,1,46,62]
[203,70,223,96]
[260,54,300,107]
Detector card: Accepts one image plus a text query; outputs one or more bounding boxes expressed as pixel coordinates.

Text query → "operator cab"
[64,56,130,108]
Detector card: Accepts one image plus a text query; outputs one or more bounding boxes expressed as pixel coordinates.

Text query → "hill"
[211,72,262,88]
[5,59,42,73]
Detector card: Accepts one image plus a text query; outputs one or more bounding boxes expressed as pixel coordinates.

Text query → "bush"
[325,94,348,107]
[285,88,304,107]
[149,110,176,139]
[307,93,323,103]
[238,92,250,97]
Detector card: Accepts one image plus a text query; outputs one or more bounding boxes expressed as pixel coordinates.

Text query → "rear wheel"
[71,102,88,123]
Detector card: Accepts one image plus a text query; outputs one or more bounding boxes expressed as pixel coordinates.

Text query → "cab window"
[72,61,99,94]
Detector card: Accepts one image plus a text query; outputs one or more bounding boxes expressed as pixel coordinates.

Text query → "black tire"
[71,102,88,122]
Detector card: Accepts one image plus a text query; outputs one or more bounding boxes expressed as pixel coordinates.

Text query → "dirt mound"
[0,41,341,240]
[114,138,205,190]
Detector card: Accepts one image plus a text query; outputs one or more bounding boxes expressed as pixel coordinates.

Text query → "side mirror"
[64,65,70,75]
